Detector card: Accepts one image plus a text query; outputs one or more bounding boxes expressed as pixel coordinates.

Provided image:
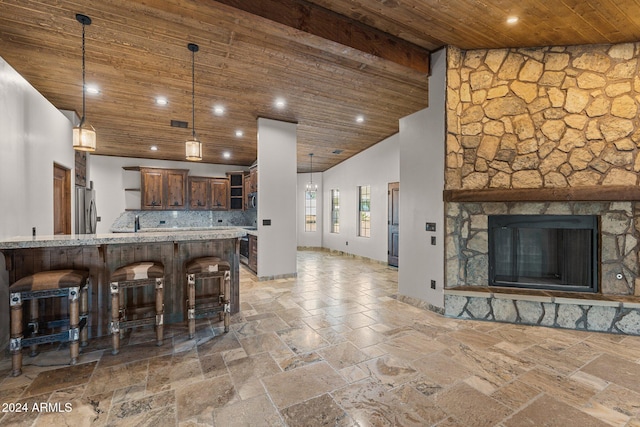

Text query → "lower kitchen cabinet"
[248,234,257,273]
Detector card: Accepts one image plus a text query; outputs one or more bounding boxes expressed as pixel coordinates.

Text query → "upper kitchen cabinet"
[189,176,229,210]
[249,165,258,193]
[140,167,188,210]
[244,166,257,209]
[75,151,87,187]
[211,178,229,210]
[188,176,210,210]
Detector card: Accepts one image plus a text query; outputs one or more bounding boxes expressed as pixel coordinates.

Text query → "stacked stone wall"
[445,43,640,190]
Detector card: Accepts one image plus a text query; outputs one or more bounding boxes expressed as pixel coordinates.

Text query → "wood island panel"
[2,235,241,339]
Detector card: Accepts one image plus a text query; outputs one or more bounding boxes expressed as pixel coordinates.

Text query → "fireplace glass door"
[488,215,598,292]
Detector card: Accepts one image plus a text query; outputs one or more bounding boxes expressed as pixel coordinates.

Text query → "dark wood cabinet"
[188,177,210,210]
[189,176,229,210]
[249,166,257,193]
[248,234,257,273]
[166,170,187,208]
[140,167,188,210]
[244,166,257,209]
[74,150,87,187]
[211,178,229,210]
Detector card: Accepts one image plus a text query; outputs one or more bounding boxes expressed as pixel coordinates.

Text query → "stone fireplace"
[442,43,640,335]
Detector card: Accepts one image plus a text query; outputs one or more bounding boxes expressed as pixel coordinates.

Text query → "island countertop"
[0,228,247,250]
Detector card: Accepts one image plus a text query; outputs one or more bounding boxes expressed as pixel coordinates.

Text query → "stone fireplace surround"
[444,199,640,335]
[442,42,640,335]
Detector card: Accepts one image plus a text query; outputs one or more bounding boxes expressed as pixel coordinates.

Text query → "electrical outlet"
[345,241,349,246]
[431,280,436,289]
[431,236,436,245]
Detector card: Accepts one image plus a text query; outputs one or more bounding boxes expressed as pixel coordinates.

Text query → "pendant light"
[185,43,202,161]
[306,153,317,191]
[72,13,96,152]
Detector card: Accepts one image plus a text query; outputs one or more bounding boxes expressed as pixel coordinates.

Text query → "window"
[358,185,370,238]
[331,189,340,233]
[305,190,317,232]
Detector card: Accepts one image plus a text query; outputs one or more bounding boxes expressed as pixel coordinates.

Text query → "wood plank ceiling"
[1,0,639,172]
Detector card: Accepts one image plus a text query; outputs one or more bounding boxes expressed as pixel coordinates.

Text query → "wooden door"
[166,170,188,209]
[141,168,164,209]
[212,178,229,210]
[189,177,210,209]
[53,163,71,235]
[388,182,399,267]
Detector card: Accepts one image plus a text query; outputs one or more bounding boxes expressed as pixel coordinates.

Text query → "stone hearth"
[444,200,640,335]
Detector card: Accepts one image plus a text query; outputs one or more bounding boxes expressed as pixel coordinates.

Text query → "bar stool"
[9,269,89,377]
[185,257,231,338]
[109,261,164,355]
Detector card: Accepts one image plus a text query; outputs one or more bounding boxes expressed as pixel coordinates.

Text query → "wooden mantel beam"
[212,0,431,74]
[443,186,640,203]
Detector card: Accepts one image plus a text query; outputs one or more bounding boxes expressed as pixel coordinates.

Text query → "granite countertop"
[0,228,247,250]
[112,225,259,236]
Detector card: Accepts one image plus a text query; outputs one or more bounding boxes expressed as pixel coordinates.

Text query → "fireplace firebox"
[488,215,598,293]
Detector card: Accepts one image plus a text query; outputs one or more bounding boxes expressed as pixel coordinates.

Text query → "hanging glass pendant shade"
[306,153,317,191]
[185,43,202,161]
[73,13,96,152]
[185,136,202,161]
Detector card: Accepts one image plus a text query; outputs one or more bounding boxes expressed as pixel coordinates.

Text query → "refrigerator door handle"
[88,198,97,234]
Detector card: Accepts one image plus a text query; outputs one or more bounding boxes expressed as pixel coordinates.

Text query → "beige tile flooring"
[1,250,640,426]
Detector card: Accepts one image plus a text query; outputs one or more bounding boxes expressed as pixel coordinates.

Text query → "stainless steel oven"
[239,235,249,264]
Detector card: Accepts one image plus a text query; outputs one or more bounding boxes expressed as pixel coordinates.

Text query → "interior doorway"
[388,182,399,267]
[53,163,71,235]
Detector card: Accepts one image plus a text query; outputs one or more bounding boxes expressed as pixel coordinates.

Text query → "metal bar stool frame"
[9,271,89,377]
[109,263,164,355]
[186,257,231,339]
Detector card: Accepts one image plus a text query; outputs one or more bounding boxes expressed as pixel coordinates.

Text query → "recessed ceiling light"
[86,85,100,94]
[213,105,225,116]
[223,151,231,159]
[150,145,158,151]
[155,97,168,106]
[506,16,519,24]
[356,115,365,123]
[275,98,286,108]
[235,130,244,137]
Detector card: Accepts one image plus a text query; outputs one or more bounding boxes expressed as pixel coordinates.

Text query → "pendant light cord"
[191,47,196,139]
[80,21,86,126]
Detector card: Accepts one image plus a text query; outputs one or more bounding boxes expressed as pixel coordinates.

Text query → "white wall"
[398,48,446,309]
[0,56,76,348]
[90,155,250,234]
[257,118,297,278]
[322,134,400,262]
[296,172,323,248]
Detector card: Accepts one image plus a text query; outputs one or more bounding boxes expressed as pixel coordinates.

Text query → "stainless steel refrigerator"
[75,182,98,234]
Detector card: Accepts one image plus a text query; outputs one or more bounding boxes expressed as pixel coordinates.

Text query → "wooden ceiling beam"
[211,0,431,74]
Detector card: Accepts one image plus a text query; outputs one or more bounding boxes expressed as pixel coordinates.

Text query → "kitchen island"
[0,228,245,338]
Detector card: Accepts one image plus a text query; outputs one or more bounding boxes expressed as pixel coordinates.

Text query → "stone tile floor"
[1,250,640,426]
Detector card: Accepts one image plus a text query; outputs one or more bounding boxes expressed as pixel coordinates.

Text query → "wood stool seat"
[9,269,89,376]
[110,261,164,355]
[185,257,231,338]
